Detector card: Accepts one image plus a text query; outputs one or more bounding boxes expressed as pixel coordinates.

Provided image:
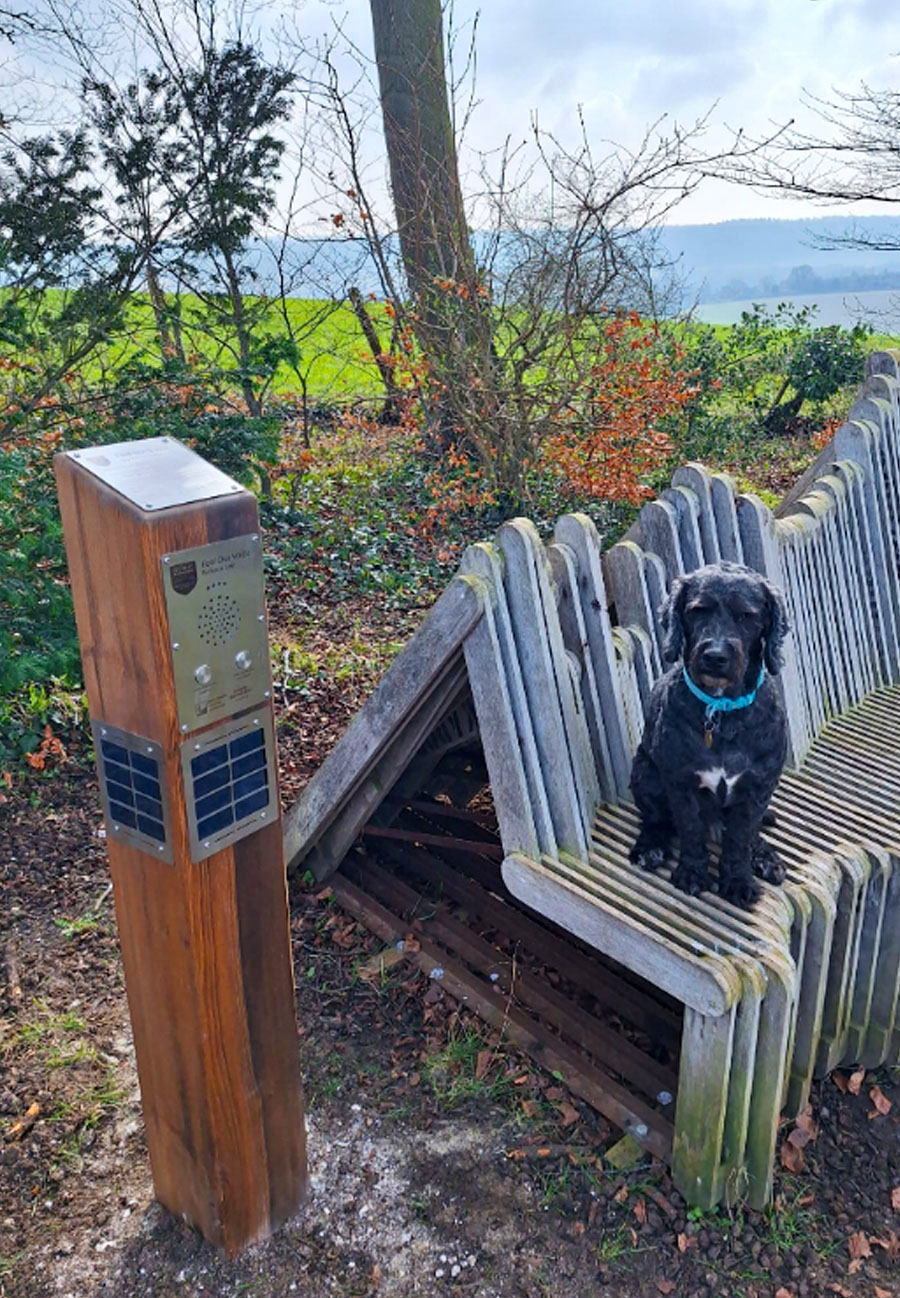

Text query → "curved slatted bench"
[286,350,900,1212]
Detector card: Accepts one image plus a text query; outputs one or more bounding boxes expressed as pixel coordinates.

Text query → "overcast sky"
[316,0,900,226]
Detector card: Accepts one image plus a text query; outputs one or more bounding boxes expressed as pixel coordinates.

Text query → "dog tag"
[704,725,714,748]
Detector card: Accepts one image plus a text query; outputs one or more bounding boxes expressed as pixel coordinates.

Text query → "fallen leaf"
[368,1262,381,1290]
[848,1067,866,1095]
[677,1232,697,1253]
[314,886,333,901]
[848,1230,872,1261]
[788,1125,816,1150]
[557,1101,579,1127]
[520,1099,540,1119]
[513,1074,530,1086]
[572,1221,585,1237]
[825,1285,852,1296]
[870,1230,900,1261]
[613,1184,629,1204]
[544,1086,564,1101]
[893,1186,900,1212]
[6,1102,40,1141]
[475,1050,492,1081]
[798,1193,816,1207]
[780,1140,804,1173]
[633,1197,647,1224]
[874,1287,892,1298]
[775,1288,793,1298]
[655,1281,676,1295]
[832,1071,849,1093]
[869,1085,892,1117]
[848,1258,863,1275]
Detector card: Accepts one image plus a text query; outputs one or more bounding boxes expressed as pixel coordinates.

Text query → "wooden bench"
[284,348,900,1211]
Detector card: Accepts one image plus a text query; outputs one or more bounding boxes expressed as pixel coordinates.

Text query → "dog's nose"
[699,647,730,674]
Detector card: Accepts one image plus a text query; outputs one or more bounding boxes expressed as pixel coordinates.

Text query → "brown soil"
[3,612,900,1298]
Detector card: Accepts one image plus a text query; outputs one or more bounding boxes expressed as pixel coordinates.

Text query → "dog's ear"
[763,580,790,675]
[660,576,688,663]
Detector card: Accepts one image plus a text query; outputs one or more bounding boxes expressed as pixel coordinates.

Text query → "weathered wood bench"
[284,348,900,1211]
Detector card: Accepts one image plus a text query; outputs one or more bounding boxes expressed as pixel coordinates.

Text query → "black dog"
[629,562,789,909]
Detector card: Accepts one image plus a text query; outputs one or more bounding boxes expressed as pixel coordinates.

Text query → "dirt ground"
[4,597,900,1298]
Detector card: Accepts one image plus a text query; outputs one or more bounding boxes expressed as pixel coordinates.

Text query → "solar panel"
[181,709,277,861]
[92,723,173,863]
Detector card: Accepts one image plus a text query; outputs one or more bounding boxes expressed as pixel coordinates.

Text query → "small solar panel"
[181,710,276,861]
[92,723,173,863]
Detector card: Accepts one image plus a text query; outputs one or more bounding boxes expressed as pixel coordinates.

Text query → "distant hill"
[656,216,900,304]
[184,215,900,311]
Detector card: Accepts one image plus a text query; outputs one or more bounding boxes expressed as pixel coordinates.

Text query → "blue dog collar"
[682,664,766,724]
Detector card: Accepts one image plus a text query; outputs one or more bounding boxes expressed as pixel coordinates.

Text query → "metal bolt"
[251,534,259,542]
[163,556,171,564]
[157,845,164,854]
[180,724,188,733]
[204,841,210,849]
[264,690,270,699]
[194,743,201,751]
[100,728,107,737]
[146,746,153,754]
[257,614,264,622]
[259,812,267,820]
[632,1122,648,1139]
[253,718,260,726]
[172,642,180,651]
[656,1091,673,1106]
[113,825,120,833]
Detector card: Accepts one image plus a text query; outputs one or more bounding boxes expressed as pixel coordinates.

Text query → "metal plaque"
[161,533,271,734]
[92,721,174,864]
[180,709,278,862]
[66,438,244,511]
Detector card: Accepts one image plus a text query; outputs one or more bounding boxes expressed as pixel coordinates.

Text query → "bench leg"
[672,1007,735,1210]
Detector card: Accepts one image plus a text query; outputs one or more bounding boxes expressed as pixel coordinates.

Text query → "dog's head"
[660,562,788,694]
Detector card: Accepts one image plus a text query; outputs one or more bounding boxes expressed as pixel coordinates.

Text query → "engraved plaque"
[181,709,277,861]
[92,721,174,864]
[66,438,244,511]
[162,534,270,733]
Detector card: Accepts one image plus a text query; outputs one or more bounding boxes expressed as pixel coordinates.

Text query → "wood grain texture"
[55,452,306,1255]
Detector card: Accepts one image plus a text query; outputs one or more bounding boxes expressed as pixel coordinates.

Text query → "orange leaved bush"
[542,313,698,505]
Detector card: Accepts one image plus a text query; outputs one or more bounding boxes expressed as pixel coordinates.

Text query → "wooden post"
[55,437,307,1256]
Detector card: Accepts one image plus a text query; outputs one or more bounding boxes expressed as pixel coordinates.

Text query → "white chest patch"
[696,766,742,803]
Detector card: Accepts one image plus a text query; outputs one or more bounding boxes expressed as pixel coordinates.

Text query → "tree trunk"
[348,285,402,422]
[368,0,473,308]
[368,0,488,455]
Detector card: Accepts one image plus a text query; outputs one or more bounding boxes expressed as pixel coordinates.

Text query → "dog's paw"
[752,838,786,885]
[671,860,710,897]
[630,844,667,872]
[719,872,761,910]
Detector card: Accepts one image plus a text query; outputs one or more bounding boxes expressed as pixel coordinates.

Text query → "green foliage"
[666,303,871,458]
[787,322,870,405]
